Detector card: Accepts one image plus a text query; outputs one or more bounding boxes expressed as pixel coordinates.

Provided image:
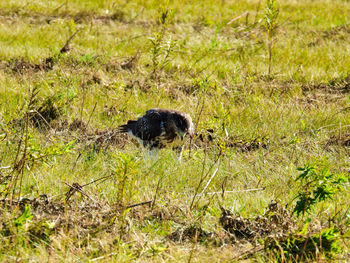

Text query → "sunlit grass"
[0,0,349,261]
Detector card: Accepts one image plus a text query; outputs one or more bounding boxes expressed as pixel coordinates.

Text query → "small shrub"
[293,160,347,217]
[149,7,176,77]
[263,0,279,76]
[266,161,347,261]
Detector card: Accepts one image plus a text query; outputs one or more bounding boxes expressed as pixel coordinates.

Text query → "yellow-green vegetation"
[0,0,349,261]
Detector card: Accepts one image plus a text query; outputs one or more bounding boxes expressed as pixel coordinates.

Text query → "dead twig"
[0,133,7,142]
[229,245,264,261]
[197,187,266,196]
[51,2,65,14]
[89,252,118,262]
[200,162,221,195]
[60,29,81,54]
[227,11,249,25]
[187,228,198,263]
[81,174,114,188]
[42,29,82,70]
[189,99,204,159]
[253,0,262,25]
[151,175,163,209]
[86,102,98,129]
[190,149,222,209]
[221,176,228,201]
[126,200,152,209]
[64,182,101,207]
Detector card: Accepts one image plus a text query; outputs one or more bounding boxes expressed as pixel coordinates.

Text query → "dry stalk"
[188,197,213,263]
[86,102,98,129]
[17,108,29,202]
[189,141,207,210]
[187,228,198,263]
[64,182,101,207]
[89,252,118,262]
[189,148,222,210]
[151,174,164,209]
[5,87,39,203]
[188,98,204,159]
[253,0,262,24]
[81,173,114,187]
[79,86,86,125]
[227,11,249,25]
[200,162,220,195]
[198,187,266,196]
[126,200,152,209]
[60,29,81,54]
[221,176,228,201]
[51,2,65,14]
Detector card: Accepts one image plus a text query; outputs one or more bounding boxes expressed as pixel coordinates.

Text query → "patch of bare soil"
[224,137,269,152]
[302,75,350,95]
[296,92,344,107]
[0,193,184,247]
[106,54,139,72]
[63,120,128,150]
[130,203,183,223]
[195,129,269,152]
[326,133,350,148]
[167,202,296,248]
[322,25,350,39]
[42,115,128,148]
[0,195,117,247]
[298,76,350,107]
[219,202,295,243]
[169,225,217,244]
[93,128,128,147]
[2,29,78,75]
[174,83,203,96]
[0,195,64,216]
[0,8,130,25]
[3,58,52,73]
[3,54,60,75]
[308,25,350,47]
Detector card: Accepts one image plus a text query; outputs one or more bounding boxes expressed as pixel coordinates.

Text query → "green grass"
[0,0,349,261]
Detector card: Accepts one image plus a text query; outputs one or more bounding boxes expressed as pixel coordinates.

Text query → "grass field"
[0,0,349,261]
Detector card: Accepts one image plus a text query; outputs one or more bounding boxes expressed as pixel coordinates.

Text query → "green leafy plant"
[114,152,140,207]
[263,0,279,76]
[293,161,347,217]
[190,75,212,95]
[14,204,33,228]
[1,205,54,247]
[149,32,164,75]
[27,139,75,165]
[2,87,74,199]
[112,152,140,238]
[149,7,175,78]
[265,161,347,261]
